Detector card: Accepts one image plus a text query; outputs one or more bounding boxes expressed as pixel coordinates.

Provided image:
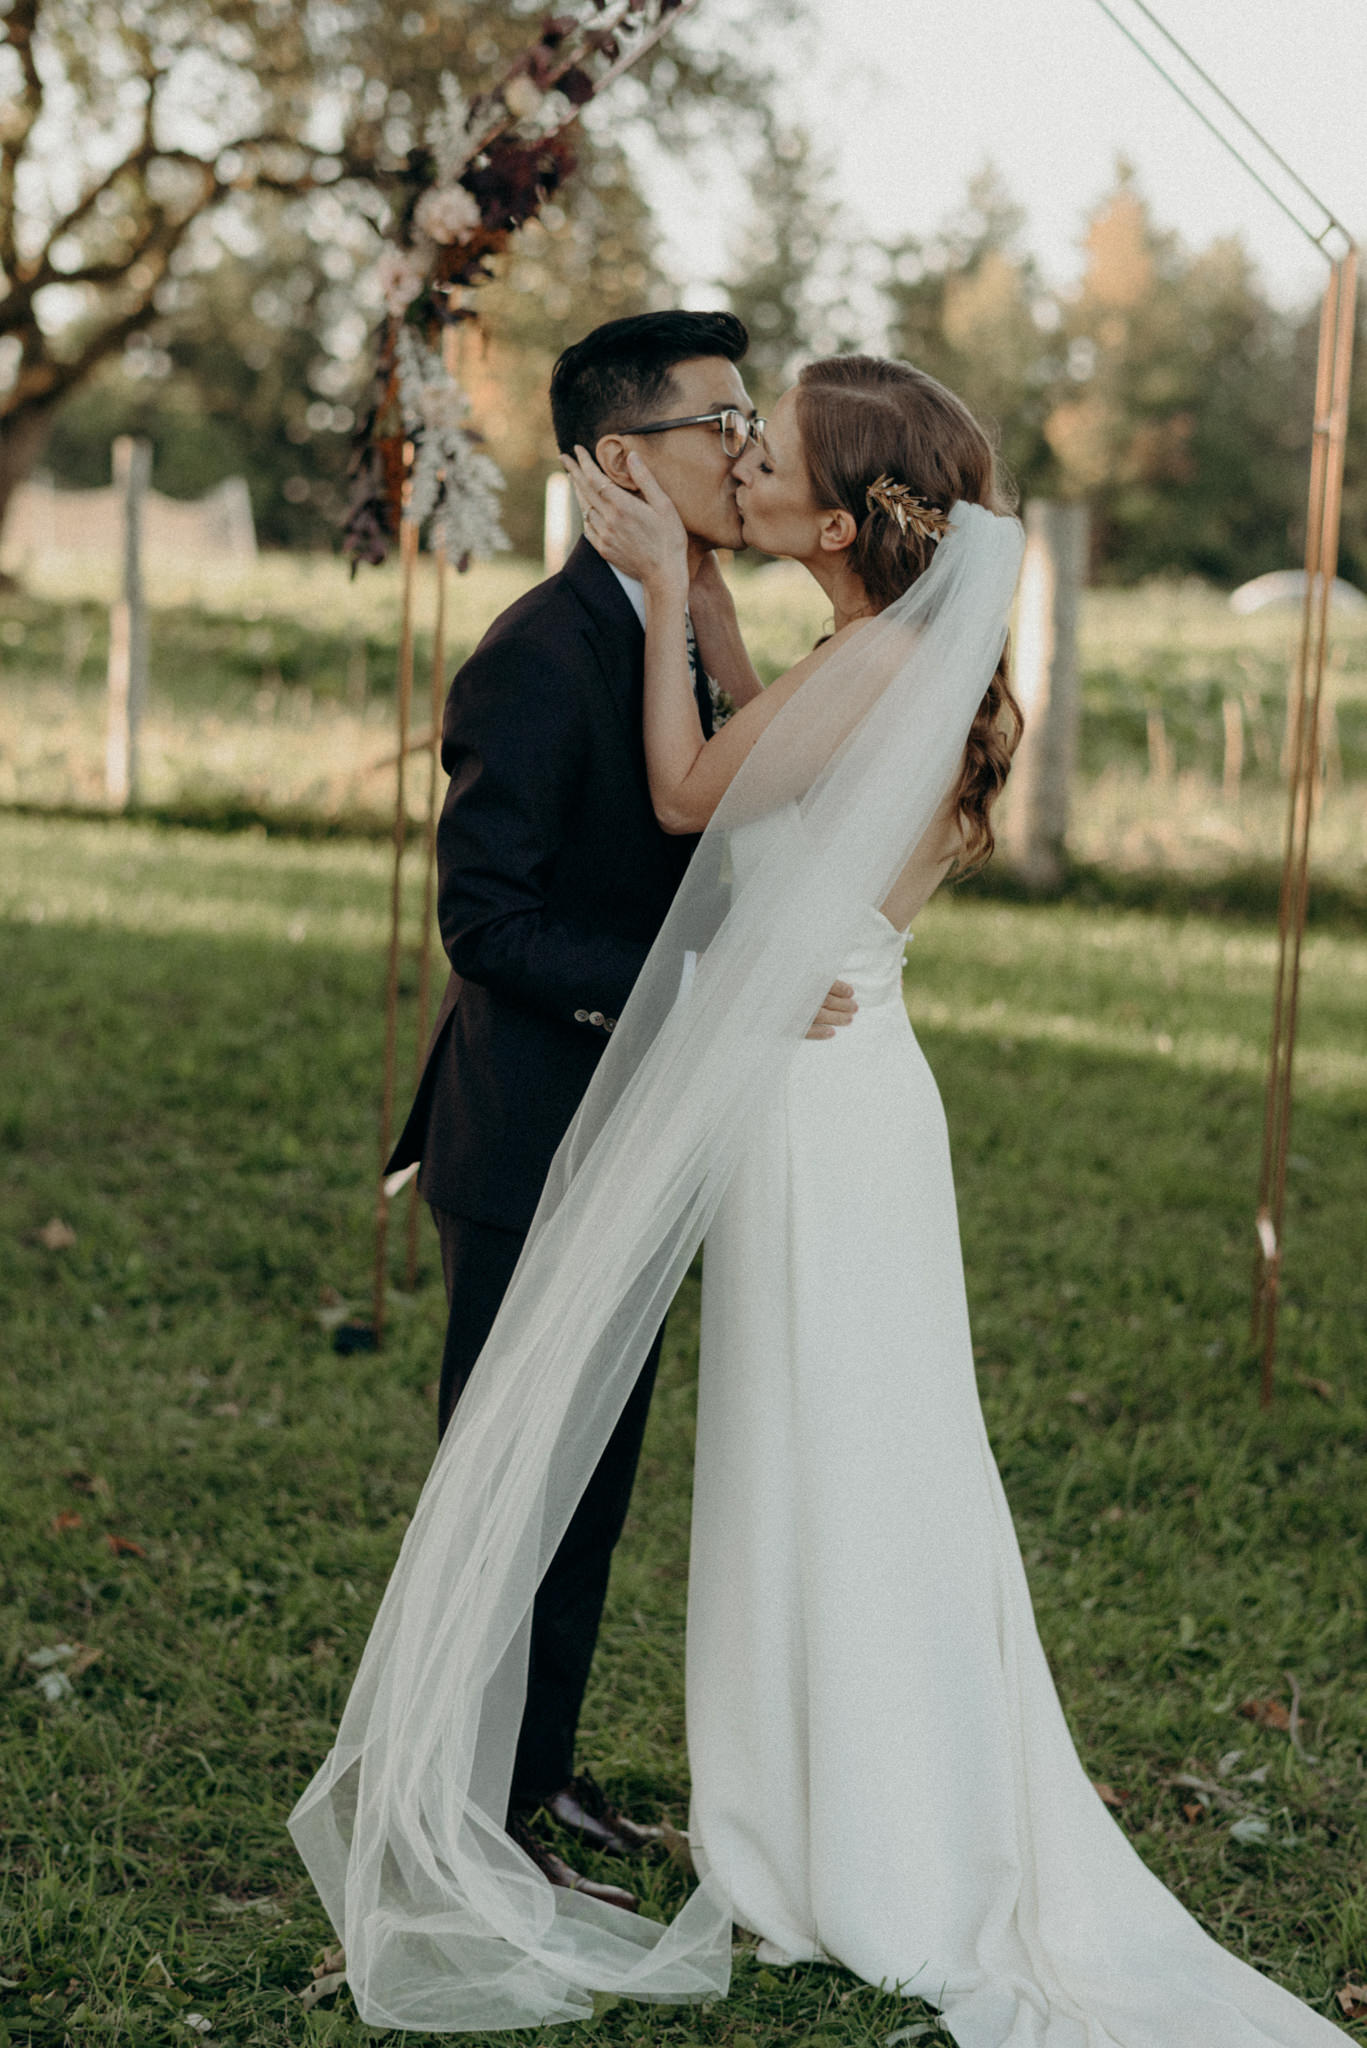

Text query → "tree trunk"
[0,398,58,583]
[1003,500,1089,890]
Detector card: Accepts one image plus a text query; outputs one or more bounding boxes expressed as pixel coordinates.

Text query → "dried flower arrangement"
[344,0,701,572]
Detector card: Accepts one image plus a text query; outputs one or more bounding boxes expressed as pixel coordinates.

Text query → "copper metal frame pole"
[1251,247,1358,1403]
[373,510,420,1343]
[406,539,448,1287]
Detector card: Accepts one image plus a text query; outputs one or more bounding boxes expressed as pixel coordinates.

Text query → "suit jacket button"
[604,1017,616,1033]
[574,1008,590,1023]
[589,1010,605,1027]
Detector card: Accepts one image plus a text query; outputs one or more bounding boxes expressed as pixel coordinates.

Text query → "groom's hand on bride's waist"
[806,980,857,1040]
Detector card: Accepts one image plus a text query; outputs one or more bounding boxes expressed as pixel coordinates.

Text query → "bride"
[289,355,1348,2043]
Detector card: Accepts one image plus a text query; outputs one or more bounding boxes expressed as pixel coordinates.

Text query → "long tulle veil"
[287,502,1025,2031]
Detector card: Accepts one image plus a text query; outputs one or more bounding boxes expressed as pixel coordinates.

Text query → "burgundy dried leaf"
[1239,1697,1292,1732]
[559,66,595,106]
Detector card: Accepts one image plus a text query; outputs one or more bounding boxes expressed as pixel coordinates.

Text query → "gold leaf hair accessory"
[864,475,951,545]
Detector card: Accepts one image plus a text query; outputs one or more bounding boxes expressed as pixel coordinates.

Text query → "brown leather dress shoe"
[506,1813,639,1913]
[539,1773,666,1859]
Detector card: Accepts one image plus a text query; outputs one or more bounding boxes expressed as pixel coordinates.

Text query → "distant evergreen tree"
[723,125,857,415]
[882,164,1060,504]
[1045,162,1307,581]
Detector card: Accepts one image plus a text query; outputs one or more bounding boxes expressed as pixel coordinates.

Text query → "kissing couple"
[291,313,1347,2045]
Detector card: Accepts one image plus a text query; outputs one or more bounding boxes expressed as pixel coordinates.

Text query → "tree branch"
[0,0,43,276]
[0,171,215,421]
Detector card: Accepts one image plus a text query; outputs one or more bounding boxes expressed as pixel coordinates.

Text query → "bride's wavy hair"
[796,355,1024,876]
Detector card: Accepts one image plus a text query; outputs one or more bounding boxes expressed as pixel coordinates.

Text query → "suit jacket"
[388,538,708,1232]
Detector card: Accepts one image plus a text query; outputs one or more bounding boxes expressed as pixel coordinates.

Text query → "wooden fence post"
[1004,501,1089,890]
[105,436,151,809]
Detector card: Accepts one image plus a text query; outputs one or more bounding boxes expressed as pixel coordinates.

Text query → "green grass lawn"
[1,813,1364,2047]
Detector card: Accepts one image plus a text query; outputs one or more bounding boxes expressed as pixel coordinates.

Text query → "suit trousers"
[431,1204,665,1808]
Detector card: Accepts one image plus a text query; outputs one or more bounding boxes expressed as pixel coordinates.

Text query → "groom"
[387,309,853,1909]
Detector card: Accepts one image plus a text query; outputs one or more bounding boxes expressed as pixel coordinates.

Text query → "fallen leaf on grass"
[209,1894,283,1920]
[1293,1373,1337,1402]
[1092,1783,1130,1809]
[1228,1816,1271,1846]
[142,1954,175,1988]
[1240,1697,1291,1731]
[106,1534,146,1558]
[36,1217,77,1250]
[1166,1771,1238,1810]
[183,2017,213,2036]
[50,1510,82,1534]
[659,1819,696,1874]
[1337,1984,1367,2020]
[1182,1801,1205,1823]
[298,1971,346,2012]
[26,1643,75,1669]
[315,1945,345,1978]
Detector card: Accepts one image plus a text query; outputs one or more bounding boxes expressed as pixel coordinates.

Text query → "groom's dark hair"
[550,310,748,456]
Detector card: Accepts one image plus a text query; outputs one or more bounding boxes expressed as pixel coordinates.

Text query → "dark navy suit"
[387,536,707,1803]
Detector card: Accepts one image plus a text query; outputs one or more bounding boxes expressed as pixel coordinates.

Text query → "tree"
[882,164,1059,501]
[41,141,663,554]
[722,123,856,414]
[0,0,779,564]
[1045,163,1304,581]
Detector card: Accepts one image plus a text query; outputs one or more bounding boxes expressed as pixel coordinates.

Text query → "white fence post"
[1004,500,1089,889]
[105,435,152,810]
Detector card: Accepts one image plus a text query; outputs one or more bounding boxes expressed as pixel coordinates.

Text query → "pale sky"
[620,0,1365,318]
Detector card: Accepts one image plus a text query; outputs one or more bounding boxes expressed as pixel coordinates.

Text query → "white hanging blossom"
[395,326,509,564]
[502,75,546,124]
[427,73,479,186]
[375,245,428,317]
[413,184,482,247]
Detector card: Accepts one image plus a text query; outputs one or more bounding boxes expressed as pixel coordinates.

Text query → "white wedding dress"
[685,898,1346,2047]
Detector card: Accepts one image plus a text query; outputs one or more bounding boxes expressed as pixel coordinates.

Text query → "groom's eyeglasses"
[626,408,766,459]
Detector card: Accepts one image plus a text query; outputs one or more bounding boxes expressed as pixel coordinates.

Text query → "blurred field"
[2,553,1365,888]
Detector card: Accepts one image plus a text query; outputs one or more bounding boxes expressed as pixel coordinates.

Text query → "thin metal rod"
[1251,249,1358,1401]
[374,511,419,1343]
[406,540,449,1289]
[1088,0,1350,255]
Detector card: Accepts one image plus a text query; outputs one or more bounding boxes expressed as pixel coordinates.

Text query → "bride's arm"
[641,603,847,834]
[686,552,764,711]
[566,448,853,835]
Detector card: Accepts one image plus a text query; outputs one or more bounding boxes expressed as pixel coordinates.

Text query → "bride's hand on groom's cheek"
[561,447,688,591]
